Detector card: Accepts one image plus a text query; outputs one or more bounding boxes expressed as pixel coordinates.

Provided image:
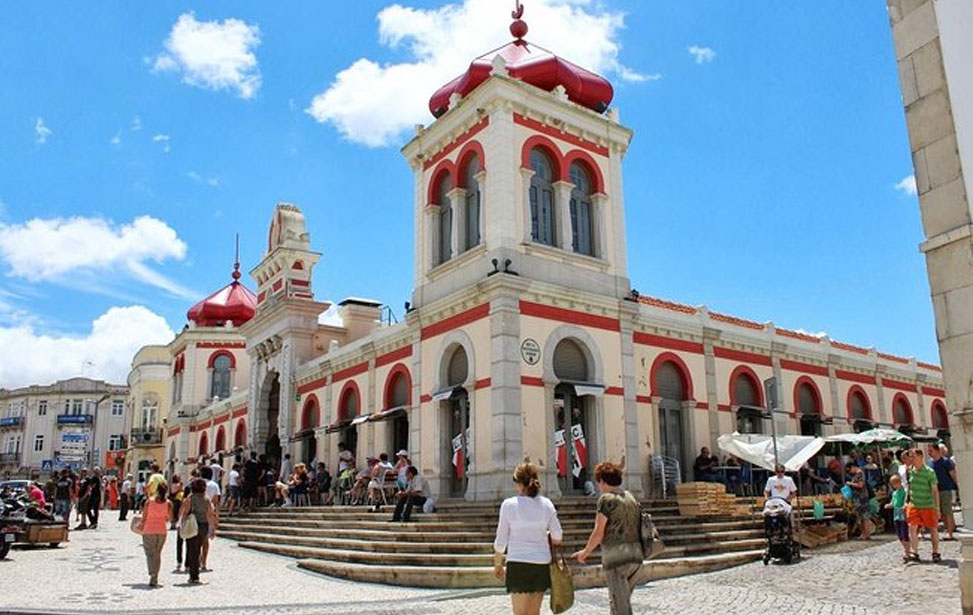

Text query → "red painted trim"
[696,401,710,410]
[561,149,605,194]
[519,301,620,332]
[231,407,248,419]
[514,113,609,157]
[213,413,231,426]
[780,359,828,377]
[302,394,321,431]
[214,426,226,451]
[197,341,246,350]
[714,347,772,366]
[521,376,545,387]
[291,279,310,287]
[846,385,872,421]
[198,432,209,457]
[729,365,765,408]
[272,279,283,292]
[383,364,412,409]
[207,349,236,369]
[930,400,949,429]
[918,361,942,372]
[890,392,914,426]
[421,304,490,340]
[836,369,874,385]
[648,352,694,401]
[292,291,314,299]
[882,378,916,393]
[636,395,652,404]
[167,426,181,437]
[292,260,305,270]
[633,332,704,354]
[333,361,368,384]
[338,380,361,421]
[922,386,945,397]
[793,376,822,415]
[456,141,486,188]
[605,386,624,396]
[520,134,563,180]
[420,394,433,403]
[376,345,413,368]
[197,420,212,430]
[426,159,457,206]
[717,404,732,412]
[474,377,491,390]
[234,419,246,447]
[257,291,266,304]
[423,116,490,171]
[297,377,327,395]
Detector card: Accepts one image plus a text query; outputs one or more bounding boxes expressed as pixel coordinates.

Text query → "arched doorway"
[338,384,360,460]
[552,339,593,495]
[653,357,691,479]
[732,368,764,434]
[384,368,410,458]
[264,373,282,471]
[892,394,914,433]
[931,400,950,445]
[301,397,320,465]
[443,346,470,497]
[848,387,873,432]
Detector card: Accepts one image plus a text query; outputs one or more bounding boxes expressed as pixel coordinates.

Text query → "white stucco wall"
[935,0,973,210]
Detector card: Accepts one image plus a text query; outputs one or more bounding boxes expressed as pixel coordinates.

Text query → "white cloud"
[306,0,651,147]
[151,12,261,99]
[688,45,716,64]
[131,116,142,132]
[153,134,171,153]
[187,171,220,187]
[895,174,918,196]
[110,131,122,146]
[0,306,175,388]
[0,215,193,298]
[34,117,52,144]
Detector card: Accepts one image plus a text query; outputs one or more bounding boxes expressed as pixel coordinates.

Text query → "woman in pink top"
[141,482,171,587]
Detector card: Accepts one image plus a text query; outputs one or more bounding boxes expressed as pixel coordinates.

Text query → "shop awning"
[351,414,371,426]
[432,387,460,402]
[370,406,407,422]
[825,428,913,448]
[325,419,352,434]
[717,432,826,472]
[573,384,605,398]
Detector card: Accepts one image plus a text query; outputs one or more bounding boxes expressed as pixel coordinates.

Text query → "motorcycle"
[0,495,27,559]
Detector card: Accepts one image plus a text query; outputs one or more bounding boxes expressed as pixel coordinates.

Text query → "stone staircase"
[216,498,781,588]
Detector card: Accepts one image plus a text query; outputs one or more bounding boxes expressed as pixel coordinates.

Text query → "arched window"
[446,347,469,387]
[893,395,913,426]
[529,148,556,246]
[654,360,689,401]
[140,397,159,431]
[215,427,226,452]
[797,382,820,415]
[849,389,870,420]
[553,339,589,382]
[302,398,320,431]
[387,372,409,409]
[437,174,453,265]
[463,155,481,250]
[234,420,246,448]
[198,432,208,457]
[733,371,760,407]
[931,401,949,429]
[569,162,595,256]
[340,386,359,421]
[210,354,232,400]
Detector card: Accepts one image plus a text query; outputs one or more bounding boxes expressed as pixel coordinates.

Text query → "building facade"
[158,12,949,500]
[123,345,171,481]
[0,378,129,479]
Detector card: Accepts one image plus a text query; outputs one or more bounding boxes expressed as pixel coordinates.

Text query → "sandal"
[909,553,921,563]
[932,553,942,563]
[902,555,911,563]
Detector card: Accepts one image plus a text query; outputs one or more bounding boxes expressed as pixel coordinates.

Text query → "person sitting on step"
[350,458,376,505]
[390,466,428,523]
[368,453,396,512]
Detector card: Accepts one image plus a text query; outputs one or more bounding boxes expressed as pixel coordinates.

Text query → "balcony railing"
[0,417,23,428]
[57,414,94,425]
[0,452,21,463]
[130,428,163,446]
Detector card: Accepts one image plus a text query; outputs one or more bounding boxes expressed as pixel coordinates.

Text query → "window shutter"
[655,362,686,401]
[734,374,758,407]
[798,384,817,414]
[553,340,588,382]
[447,348,469,387]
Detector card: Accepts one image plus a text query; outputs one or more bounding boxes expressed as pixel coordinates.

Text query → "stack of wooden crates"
[675,482,750,517]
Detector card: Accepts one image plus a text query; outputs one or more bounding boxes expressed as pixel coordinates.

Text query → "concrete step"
[291,549,764,589]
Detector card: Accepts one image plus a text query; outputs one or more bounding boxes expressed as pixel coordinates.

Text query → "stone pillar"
[486,295,523,500]
[520,168,536,244]
[875,365,889,426]
[553,181,574,251]
[887,1,973,610]
[474,169,487,249]
[702,327,721,443]
[619,307,645,495]
[448,188,465,258]
[771,340,788,436]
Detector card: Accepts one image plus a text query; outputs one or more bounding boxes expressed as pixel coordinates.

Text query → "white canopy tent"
[717,432,826,473]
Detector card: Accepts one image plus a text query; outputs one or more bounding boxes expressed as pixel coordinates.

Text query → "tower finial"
[510,0,528,40]
[232,233,241,280]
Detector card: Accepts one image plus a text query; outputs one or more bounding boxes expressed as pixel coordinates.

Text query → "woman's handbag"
[129,514,144,536]
[179,505,199,540]
[637,499,665,560]
[549,537,574,614]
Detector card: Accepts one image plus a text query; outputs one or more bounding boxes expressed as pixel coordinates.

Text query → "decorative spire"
[232,233,242,281]
[510,0,528,40]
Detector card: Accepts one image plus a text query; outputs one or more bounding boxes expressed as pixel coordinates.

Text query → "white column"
[592,193,610,261]
[474,169,487,248]
[424,203,441,269]
[448,188,464,258]
[520,168,535,244]
[553,181,574,251]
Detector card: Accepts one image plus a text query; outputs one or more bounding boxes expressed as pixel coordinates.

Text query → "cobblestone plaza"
[0,520,961,614]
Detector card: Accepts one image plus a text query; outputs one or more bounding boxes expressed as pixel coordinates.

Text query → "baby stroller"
[762,497,801,565]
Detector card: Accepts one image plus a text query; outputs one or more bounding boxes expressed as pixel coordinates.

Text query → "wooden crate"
[24,523,68,544]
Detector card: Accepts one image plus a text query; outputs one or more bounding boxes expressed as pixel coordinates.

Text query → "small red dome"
[187,266,257,327]
[429,38,614,118]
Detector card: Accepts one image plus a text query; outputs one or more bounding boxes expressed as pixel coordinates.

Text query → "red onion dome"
[429,18,613,119]
[187,263,257,327]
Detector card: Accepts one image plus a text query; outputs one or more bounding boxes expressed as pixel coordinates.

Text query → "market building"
[159,10,950,500]
[0,377,129,479]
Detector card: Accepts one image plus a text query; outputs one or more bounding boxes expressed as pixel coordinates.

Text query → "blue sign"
[41,459,55,472]
[62,433,88,443]
[0,417,21,427]
[57,415,92,425]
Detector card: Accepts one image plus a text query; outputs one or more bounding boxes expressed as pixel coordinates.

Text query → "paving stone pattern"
[0,517,961,614]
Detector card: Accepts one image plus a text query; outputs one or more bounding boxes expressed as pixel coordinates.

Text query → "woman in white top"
[493,462,563,615]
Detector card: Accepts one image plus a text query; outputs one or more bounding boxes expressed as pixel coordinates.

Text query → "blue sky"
[0,1,931,387]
